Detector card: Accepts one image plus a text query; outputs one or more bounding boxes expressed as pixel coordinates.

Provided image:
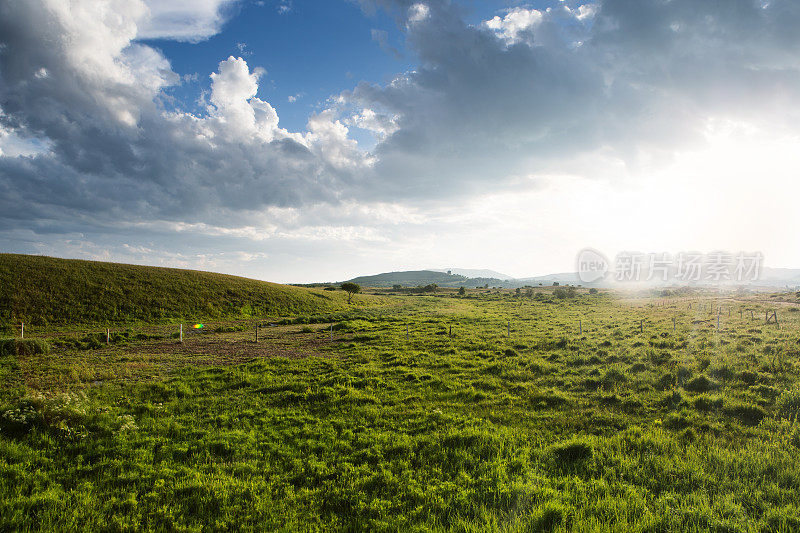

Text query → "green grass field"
[3,278,800,530]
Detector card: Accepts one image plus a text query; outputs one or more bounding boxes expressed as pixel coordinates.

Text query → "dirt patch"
[142,335,333,365]
[12,326,341,392]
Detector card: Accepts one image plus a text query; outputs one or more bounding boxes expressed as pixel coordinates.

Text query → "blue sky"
[146,1,412,133]
[144,0,547,137]
[2,0,800,282]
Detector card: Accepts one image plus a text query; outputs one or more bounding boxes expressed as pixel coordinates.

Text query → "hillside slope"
[0,254,372,325]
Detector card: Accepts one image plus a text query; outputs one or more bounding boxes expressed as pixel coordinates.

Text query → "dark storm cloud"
[347,0,800,196]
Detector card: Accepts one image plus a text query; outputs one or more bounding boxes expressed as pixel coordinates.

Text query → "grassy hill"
[0,254,371,325]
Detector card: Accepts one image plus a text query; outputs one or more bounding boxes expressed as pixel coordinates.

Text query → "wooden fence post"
[20,322,24,339]
[107,328,110,345]
[579,320,582,335]
[180,323,183,343]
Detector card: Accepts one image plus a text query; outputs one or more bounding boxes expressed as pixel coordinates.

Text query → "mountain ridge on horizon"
[428,268,514,280]
[346,267,800,289]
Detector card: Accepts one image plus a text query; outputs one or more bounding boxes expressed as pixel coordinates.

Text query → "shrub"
[554,287,577,299]
[0,338,50,357]
[0,391,89,438]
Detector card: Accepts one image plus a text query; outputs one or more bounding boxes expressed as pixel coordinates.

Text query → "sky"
[1,0,800,283]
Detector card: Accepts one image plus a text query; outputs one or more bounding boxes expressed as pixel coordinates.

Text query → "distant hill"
[347,270,470,288]
[518,268,800,289]
[759,267,800,287]
[0,254,374,325]
[517,272,585,285]
[429,268,514,280]
[343,263,800,292]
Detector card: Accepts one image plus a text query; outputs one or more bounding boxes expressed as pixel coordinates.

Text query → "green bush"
[0,338,50,357]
